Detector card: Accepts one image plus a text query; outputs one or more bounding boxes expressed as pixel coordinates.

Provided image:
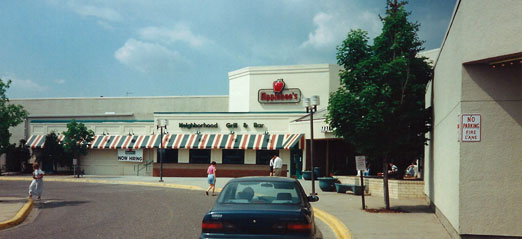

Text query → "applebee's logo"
[273,79,285,94]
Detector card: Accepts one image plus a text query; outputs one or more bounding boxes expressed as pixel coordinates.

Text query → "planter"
[318,177,338,192]
[302,171,312,180]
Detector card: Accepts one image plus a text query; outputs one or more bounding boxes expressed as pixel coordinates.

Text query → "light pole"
[304,95,320,195]
[157,119,168,182]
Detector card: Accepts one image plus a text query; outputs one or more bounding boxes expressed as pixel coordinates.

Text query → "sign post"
[355,156,366,209]
[73,158,78,178]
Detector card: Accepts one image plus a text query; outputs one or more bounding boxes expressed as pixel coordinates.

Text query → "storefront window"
[256,150,278,165]
[158,149,178,163]
[222,150,245,164]
[189,149,211,164]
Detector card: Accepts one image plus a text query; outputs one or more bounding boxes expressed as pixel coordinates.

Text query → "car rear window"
[218,181,302,204]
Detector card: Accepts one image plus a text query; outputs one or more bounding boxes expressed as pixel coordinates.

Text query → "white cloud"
[67,2,122,22]
[114,38,187,73]
[301,9,381,49]
[54,79,66,84]
[138,24,210,48]
[301,12,336,48]
[4,76,49,92]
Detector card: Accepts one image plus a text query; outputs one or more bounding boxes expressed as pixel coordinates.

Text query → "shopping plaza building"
[3,0,521,238]
[9,64,353,179]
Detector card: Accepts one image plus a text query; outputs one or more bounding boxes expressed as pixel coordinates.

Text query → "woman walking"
[206,161,217,196]
[28,163,44,200]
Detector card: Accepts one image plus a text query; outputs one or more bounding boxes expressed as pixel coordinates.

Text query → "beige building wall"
[228,64,342,112]
[459,64,522,236]
[245,150,256,164]
[426,0,522,237]
[9,96,228,145]
[81,149,155,176]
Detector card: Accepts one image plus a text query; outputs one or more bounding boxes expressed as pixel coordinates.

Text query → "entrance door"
[290,149,303,179]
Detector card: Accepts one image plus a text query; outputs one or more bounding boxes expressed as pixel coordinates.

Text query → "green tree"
[327,0,432,209]
[62,119,94,177]
[0,78,29,155]
[39,132,65,173]
[5,140,31,172]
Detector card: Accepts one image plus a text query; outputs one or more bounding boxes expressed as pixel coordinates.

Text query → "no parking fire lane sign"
[461,114,481,142]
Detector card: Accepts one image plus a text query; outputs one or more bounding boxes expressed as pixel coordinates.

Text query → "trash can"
[313,167,321,178]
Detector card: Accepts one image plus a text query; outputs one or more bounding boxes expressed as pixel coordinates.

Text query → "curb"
[0,199,33,230]
[314,207,352,239]
[0,177,350,236]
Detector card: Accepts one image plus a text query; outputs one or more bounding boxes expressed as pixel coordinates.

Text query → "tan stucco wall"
[211,149,222,164]
[157,113,303,135]
[8,96,228,145]
[459,64,522,236]
[245,150,256,164]
[425,26,463,231]
[427,0,522,237]
[228,64,342,112]
[82,149,155,176]
[456,0,522,64]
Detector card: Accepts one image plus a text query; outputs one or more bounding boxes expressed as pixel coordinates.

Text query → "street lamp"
[304,95,320,195]
[157,119,168,182]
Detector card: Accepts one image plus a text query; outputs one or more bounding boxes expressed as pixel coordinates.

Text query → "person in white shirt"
[269,156,275,176]
[273,155,283,176]
[28,163,44,200]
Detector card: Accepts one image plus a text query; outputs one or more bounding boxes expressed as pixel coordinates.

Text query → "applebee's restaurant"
[16,64,354,178]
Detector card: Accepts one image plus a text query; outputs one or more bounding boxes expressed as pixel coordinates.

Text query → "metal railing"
[134,160,153,176]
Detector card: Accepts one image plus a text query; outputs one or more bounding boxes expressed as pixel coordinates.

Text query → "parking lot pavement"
[1,175,450,239]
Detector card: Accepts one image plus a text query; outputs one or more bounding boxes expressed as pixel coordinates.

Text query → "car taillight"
[287,222,311,232]
[202,222,223,230]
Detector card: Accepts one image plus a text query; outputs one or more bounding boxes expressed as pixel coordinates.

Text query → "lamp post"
[157,119,168,182]
[304,95,320,195]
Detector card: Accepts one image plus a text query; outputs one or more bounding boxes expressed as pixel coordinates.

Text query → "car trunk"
[207,204,312,235]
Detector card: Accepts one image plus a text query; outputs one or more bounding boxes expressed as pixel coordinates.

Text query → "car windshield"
[217,181,302,205]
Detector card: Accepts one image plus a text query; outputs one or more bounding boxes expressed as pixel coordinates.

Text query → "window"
[189,149,211,164]
[256,150,278,165]
[157,149,178,163]
[222,150,245,164]
[218,181,301,204]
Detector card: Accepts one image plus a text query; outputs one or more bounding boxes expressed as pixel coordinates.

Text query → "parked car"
[200,176,320,239]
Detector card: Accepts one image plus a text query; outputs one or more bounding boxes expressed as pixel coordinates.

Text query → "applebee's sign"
[258,79,301,104]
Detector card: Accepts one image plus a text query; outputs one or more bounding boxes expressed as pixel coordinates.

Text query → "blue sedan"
[200,176,320,239]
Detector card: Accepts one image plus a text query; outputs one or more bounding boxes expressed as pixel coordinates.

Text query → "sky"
[0,0,456,99]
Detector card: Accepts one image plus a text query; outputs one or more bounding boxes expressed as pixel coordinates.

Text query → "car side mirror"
[307,195,319,202]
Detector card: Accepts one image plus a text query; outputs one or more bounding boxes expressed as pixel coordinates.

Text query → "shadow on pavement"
[394,205,434,213]
[36,200,89,209]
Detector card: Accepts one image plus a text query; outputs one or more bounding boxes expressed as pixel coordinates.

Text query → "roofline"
[9,95,228,101]
[433,0,461,69]
[154,111,306,115]
[31,120,153,123]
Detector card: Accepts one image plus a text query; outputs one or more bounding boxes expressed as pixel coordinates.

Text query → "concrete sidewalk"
[0,175,450,239]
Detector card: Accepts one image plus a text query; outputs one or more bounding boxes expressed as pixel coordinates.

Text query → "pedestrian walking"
[28,163,44,200]
[273,154,283,176]
[206,161,217,196]
[269,156,275,176]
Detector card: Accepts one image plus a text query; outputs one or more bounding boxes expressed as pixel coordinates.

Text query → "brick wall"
[336,176,425,200]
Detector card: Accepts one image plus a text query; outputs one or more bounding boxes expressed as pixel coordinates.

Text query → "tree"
[327,0,432,209]
[62,119,94,177]
[0,78,29,156]
[5,140,30,172]
[39,132,65,173]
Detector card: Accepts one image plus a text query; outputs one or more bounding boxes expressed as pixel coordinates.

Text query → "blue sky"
[1,0,456,99]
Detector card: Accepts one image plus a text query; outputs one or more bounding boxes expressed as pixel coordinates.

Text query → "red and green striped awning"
[26,134,65,149]
[26,134,304,150]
